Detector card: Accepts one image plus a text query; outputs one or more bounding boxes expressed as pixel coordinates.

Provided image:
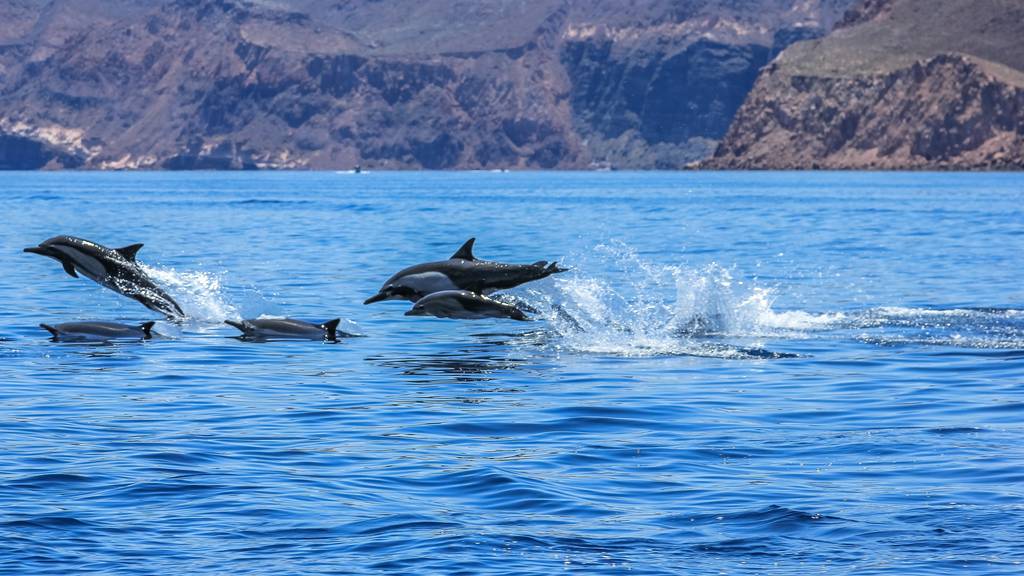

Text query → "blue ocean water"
[0,171,1022,575]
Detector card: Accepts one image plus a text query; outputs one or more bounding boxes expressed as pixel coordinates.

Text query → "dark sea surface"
[1,171,1022,575]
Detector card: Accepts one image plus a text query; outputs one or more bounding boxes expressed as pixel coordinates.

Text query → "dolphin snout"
[23,246,45,255]
[364,293,387,305]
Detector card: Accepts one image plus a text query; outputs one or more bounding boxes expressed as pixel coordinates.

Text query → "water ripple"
[1,172,1022,575]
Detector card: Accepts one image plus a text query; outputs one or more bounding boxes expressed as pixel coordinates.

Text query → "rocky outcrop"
[713,55,1024,169]
[0,133,83,169]
[709,0,1024,169]
[0,0,852,170]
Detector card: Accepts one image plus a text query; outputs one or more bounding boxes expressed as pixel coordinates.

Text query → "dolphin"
[225,318,345,341]
[404,290,529,321]
[24,235,186,321]
[364,238,566,304]
[40,321,156,341]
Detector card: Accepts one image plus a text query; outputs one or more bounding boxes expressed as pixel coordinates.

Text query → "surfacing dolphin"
[24,235,185,321]
[41,321,156,342]
[404,290,529,321]
[364,238,566,304]
[225,318,345,341]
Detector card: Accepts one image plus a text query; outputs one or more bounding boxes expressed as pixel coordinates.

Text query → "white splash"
[141,264,239,325]
[516,242,831,357]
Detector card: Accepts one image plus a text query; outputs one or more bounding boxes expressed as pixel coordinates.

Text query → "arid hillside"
[709,0,1024,169]
[0,0,852,169]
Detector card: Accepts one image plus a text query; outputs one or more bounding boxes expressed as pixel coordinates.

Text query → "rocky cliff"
[709,0,1024,169]
[0,0,851,169]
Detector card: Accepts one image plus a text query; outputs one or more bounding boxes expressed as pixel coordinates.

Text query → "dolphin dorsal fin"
[320,318,341,341]
[115,243,144,261]
[139,321,156,339]
[451,238,476,261]
[61,260,79,278]
[40,323,60,338]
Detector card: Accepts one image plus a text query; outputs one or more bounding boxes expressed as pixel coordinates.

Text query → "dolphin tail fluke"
[450,238,476,261]
[532,261,568,275]
[139,321,156,339]
[320,318,341,341]
[40,323,60,338]
[169,300,186,320]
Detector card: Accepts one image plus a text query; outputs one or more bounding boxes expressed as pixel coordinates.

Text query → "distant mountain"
[0,0,851,169]
[709,0,1024,169]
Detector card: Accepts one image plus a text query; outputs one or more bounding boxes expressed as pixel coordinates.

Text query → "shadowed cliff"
[0,0,851,169]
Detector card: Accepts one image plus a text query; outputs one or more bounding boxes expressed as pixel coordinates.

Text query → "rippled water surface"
[1,171,1022,574]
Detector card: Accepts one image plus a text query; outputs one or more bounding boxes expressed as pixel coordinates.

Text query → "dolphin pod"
[27,235,563,341]
[364,238,566,306]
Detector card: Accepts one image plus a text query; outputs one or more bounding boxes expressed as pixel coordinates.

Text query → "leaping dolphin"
[225,318,345,341]
[41,321,156,341]
[404,290,529,321]
[24,235,185,320]
[364,238,566,304]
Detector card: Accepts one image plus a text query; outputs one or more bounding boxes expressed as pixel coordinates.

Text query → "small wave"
[678,505,846,533]
[228,199,314,206]
[928,426,986,435]
[2,516,94,529]
[839,307,1024,349]
[8,473,96,488]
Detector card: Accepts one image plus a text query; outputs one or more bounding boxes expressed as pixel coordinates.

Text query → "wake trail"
[514,243,1023,357]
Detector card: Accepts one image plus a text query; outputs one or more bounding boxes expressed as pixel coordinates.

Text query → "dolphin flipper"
[61,260,79,278]
[450,238,476,261]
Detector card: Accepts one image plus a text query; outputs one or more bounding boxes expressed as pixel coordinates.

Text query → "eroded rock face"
[712,55,1024,169]
[0,134,82,169]
[0,0,852,170]
[709,0,1024,169]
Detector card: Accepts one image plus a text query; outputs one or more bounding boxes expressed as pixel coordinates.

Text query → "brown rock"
[0,0,853,170]
[709,0,1024,170]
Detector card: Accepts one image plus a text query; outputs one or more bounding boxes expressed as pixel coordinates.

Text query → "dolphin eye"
[392,286,416,298]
